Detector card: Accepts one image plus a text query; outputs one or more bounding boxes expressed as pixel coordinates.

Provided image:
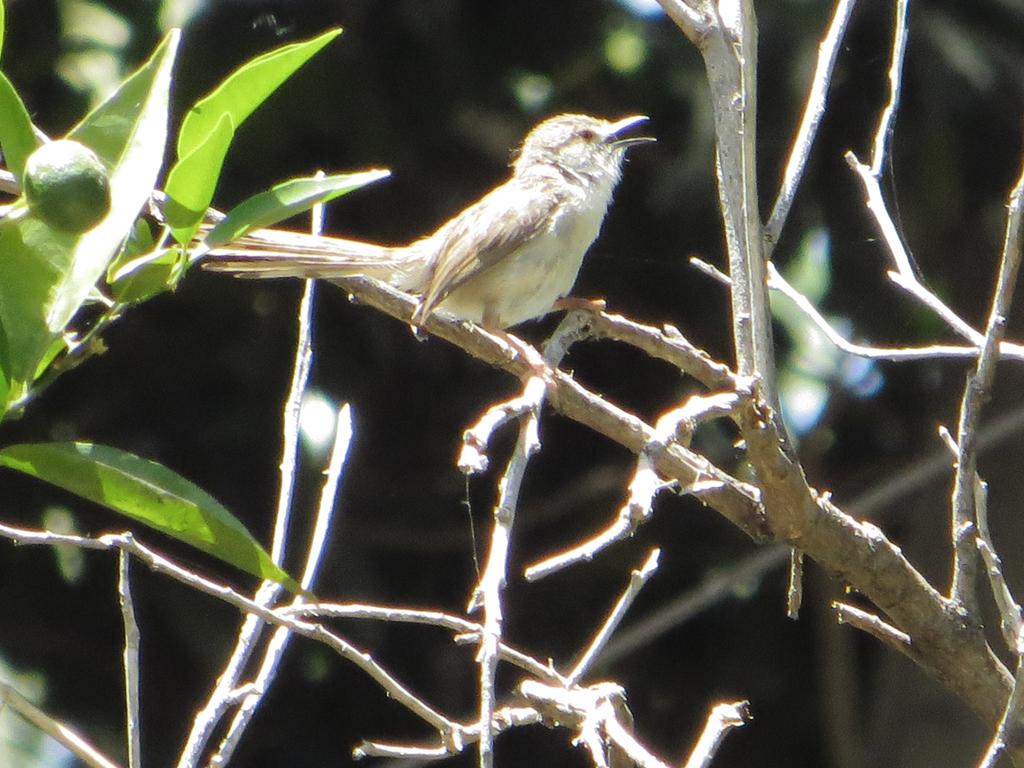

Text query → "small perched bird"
[203,113,653,329]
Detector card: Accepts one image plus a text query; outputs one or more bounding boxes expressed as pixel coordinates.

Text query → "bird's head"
[513,113,654,183]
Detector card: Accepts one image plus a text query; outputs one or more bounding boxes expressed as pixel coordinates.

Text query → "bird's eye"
[578,128,597,141]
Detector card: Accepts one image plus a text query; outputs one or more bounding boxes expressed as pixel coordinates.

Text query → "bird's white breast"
[439,173,617,328]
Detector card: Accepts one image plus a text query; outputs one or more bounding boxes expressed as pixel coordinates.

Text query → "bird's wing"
[415,178,565,323]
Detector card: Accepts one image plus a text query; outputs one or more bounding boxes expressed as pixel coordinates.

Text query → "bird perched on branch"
[203,113,653,330]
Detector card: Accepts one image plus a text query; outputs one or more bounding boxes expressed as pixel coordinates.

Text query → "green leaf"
[0,71,42,182]
[177,28,341,159]
[106,215,157,281]
[201,169,391,251]
[0,0,5,59]
[67,30,177,169]
[0,325,10,410]
[0,31,178,414]
[0,442,300,591]
[108,247,182,304]
[33,334,68,381]
[164,112,234,245]
[106,218,182,305]
[0,213,78,410]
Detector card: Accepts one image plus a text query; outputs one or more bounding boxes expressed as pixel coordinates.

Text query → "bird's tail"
[200,228,425,290]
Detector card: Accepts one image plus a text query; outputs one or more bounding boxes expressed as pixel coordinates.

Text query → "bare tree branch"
[695,256,1024,362]
[834,602,911,651]
[117,551,141,768]
[869,0,912,179]
[568,549,661,684]
[309,272,1016,732]
[979,633,1024,768]
[0,680,123,768]
[764,0,859,253]
[210,404,354,766]
[654,0,712,44]
[520,680,670,768]
[950,153,1024,612]
[682,700,752,768]
[527,390,746,581]
[470,374,545,768]
[290,601,568,683]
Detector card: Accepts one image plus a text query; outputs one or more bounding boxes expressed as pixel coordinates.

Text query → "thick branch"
[739,397,1012,729]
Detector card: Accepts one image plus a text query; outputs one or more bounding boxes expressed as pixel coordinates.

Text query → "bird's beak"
[604,115,655,148]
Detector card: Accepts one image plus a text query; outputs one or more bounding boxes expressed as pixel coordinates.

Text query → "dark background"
[2,1,1024,766]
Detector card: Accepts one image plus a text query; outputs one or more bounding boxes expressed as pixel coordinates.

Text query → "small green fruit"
[23,140,112,233]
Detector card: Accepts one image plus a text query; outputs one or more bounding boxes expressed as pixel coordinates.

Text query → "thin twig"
[524,512,637,583]
[290,601,567,684]
[353,706,542,761]
[834,602,911,649]
[696,256,1024,363]
[785,559,803,621]
[354,743,453,759]
[0,167,18,194]
[303,406,353,589]
[0,680,123,768]
[470,374,545,768]
[520,680,671,768]
[118,550,141,768]
[869,0,911,178]
[524,464,758,583]
[555,308,738,390]
[459,386,548,474]
[978,633,1024,768]
[889,269,997,343]
[845,151,1022,358]
[600,698,667,768]
[786,550,804,619]
[950,153,1024,612]
[857,152,951,304]
[206,192,343,766]
[597,546,789,669]
[770,260,1022,362]
[526,391,748,581]
[615,390,744,548]
[569,549,660,683]
[973,456,1024,652]
[7,304,129,419]
[682,700,752,768]
[978,538,1023,652]
[210,404,354,766]
[943,426,1022,650]
[765,0,859,254]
